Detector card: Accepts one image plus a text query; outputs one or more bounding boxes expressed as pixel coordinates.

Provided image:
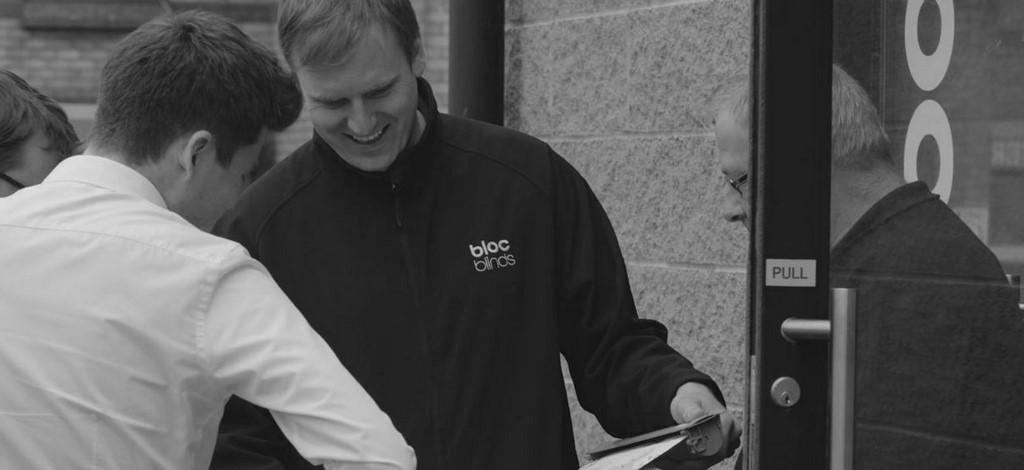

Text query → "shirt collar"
[44,155,168,209]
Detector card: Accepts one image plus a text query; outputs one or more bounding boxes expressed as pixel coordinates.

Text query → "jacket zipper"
[391,180,447,468]
[391,182,403,229]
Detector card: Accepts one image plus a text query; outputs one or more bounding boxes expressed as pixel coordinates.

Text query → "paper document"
[579,414,723,470]
[578,435,685,470]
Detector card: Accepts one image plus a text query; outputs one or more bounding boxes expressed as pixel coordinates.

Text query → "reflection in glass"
[834,1,1024,467]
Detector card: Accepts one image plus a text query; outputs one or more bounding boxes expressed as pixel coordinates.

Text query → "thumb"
[671,394,709,424]
[671,382,726,424]
[680,398,707,423]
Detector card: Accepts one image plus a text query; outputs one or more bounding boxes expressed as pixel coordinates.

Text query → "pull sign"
[766,259,816,287]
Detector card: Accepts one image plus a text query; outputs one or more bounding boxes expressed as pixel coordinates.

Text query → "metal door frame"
[746,0,835,468]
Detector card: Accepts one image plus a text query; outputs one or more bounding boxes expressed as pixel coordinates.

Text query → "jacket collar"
[313,77,440,186]
[832,181,937,255]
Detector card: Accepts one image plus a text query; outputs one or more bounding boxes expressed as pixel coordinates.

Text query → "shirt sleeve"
[548,149,727,437]
[202,252,417,470]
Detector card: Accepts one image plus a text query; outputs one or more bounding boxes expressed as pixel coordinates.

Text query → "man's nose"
[723,210,746,223]
[721,192,747,224]
[347,101,375,136]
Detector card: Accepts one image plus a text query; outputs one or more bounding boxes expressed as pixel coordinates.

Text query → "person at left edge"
[212,1,740,469]
[0,68,80,196]
[0,11,415,470]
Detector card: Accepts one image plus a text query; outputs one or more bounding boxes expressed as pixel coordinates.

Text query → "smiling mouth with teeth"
[348,124,389,145]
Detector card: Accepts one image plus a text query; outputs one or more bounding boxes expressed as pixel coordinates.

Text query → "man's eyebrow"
[308,93,343,104]
[370,77,398,92]
[308,78,397,104]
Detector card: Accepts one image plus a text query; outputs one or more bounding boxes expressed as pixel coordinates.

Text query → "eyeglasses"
[727,173,748,196]
[0,172,25,191]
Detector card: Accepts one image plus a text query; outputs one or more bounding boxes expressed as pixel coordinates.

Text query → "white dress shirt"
[0,156,416,470]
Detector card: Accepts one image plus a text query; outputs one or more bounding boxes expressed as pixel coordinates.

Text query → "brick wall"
[0,0,451,161]
[414,0,448,112]
[504,1,751,467]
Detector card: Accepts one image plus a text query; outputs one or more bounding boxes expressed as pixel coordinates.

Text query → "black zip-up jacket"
[211,79,725,470]
[830,182,1024,467]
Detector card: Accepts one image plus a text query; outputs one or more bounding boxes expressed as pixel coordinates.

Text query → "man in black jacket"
[212,1,740,469]
[713,65,1024,468]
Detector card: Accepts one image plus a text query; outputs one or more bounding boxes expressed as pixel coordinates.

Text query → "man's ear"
[177,130,214,181]
[411,39,426,77]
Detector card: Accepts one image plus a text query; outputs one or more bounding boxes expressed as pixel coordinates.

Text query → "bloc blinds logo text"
[468,239,516,272]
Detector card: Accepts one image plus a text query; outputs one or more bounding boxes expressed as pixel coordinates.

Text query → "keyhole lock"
[770,377,801,408]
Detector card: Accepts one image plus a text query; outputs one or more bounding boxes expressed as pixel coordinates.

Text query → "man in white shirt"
[0,11,415,470]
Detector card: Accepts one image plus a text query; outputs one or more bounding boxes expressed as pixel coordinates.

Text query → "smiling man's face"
[295,24,425,172]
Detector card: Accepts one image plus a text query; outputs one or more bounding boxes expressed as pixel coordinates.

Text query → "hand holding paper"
[661,382,741,469]
[582,414,726,470]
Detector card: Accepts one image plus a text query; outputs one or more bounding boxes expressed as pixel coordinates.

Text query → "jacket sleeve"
[212,397,318,470]
[549,149,726,437]
[209,209,415,470]
[203,254,416,470]
[209,207,302,470]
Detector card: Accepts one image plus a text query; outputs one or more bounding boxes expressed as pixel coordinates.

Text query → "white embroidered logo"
[468,239,517,272]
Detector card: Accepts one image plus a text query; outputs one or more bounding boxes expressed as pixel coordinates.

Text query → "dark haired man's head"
[87,11,302,230]
[0,69,80,196]
[91,10,301,168]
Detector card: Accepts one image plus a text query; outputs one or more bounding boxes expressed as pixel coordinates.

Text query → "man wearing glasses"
[0,69,80,196]
[712,65,1024,467]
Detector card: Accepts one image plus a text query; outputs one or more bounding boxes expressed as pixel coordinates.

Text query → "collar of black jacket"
[831,180,938,254]
[312,77,441,186]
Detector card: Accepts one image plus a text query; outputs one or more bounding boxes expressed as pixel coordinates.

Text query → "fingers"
[669,382,743,464]
[719,410,740,442]
[717,412,742,458]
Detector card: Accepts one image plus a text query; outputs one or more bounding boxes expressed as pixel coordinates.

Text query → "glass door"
[832,0,1024,468]
[747,0,1024,468]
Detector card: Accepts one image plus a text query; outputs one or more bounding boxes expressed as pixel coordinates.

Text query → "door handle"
[777,288,857,470]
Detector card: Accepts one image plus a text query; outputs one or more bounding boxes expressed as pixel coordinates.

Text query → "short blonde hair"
[708,65,894,171]
[278,0,421,69]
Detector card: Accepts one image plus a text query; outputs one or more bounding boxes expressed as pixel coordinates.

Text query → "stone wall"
[504,0,751,467]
